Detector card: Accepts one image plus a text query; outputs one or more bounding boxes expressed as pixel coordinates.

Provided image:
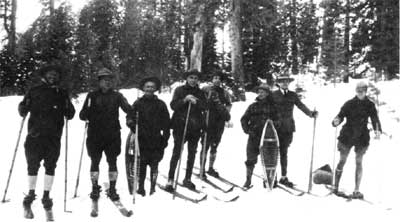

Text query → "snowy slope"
[0,80,399,222]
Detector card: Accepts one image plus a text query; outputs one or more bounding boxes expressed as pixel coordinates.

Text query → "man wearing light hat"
[272,73,318,188]
[240,83,279,188]
[331,81,382,199]
[126,76,170,196]
[79,68,132,202]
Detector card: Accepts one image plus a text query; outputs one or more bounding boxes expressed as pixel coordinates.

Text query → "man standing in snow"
[18,65,75,218]
[165,70,207,191]
[126,77,170,196]
[332,81,382,199]
[79,68,132,202]
[272,74,318,188]
[241,83,279,188]
[199,72,232,179]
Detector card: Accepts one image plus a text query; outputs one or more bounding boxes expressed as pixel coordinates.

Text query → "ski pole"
[2,116,26,203]
[64,119,72,213]
[200,90,212,178]
[133,111,140,204]
[331,127,338,188]
[173,103,192,200]
[307,110,317,193]
[73,122,88,198]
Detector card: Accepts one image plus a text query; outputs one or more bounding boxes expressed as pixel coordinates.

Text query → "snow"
[0,80,399,222]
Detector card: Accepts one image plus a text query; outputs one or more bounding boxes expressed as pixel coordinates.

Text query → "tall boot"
[90,172,101,200]
[137,164,146,197]
[243,165,254,188]
[332,169,346,197]
[107,172,120,201]
[207,153,219,178]
[150,166,158,195]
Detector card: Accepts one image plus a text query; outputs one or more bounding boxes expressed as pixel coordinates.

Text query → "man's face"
[187,75,199,87]
[99,76,114,91]
[45,70,59,85]
[257,89,268,100]
[143,81,157,95]
[278,79,290,90]
[356,88,367,100]
[212,76,221,87]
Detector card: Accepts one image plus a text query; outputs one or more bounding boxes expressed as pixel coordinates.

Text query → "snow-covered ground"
[0,80,399,222]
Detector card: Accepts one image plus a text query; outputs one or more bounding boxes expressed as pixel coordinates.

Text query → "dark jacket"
[240,95,279,136]
[170,83,207,133]
[202,85,232,126]
[79,89,132,138]
[127,95,170,158]
[272,89,313,133]
[18,83,75,138]
[334,96,382,147]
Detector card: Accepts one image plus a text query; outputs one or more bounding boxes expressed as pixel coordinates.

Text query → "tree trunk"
[9,0,16,53]
[189,2,206,72]
[290,0,298,74]
[343,0,350,82]
[49,0,54,16]
[230,0,244,84]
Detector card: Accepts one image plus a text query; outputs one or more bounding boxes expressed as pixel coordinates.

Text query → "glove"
[126,118,135,129]
[311,111,318,118]
[274,120,281,129]
[184,94,198,104]
[374,130,381,140]
[332,117,341,127]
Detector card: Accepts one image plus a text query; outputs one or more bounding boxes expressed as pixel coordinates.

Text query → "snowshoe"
[90,185,102,200]
[207,168,220,178]
[182,179,196,191]
[279,177,294,188]
[106,187,120,201]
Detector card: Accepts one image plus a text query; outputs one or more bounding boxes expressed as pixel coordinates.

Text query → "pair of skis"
[89,182,133,217]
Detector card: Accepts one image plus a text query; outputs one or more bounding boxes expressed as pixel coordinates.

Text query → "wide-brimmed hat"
[276,74,294,82]
[139,76,161,91]
[255,83,270,92]
[183,69,201,79]
[97,68,114,79]
[38,64,62,77]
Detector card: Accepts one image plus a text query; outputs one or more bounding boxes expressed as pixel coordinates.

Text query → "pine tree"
[297,0,319,72]
[320,0,344,81]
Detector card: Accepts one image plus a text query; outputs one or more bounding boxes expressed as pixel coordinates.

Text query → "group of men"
[17,64,381,219]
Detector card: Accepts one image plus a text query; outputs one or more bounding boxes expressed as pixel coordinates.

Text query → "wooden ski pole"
[73,122,88,198]
[308,109,317,193]
[173,103,192,199]
[2,116,26,203]
[200,90,212,178]
[64,119,72,213]
[132,111,140,204]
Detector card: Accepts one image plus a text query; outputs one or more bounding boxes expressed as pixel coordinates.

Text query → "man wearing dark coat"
[272,74,318,188]
[79,68,132,202]
[332,81,382,199]
[199,72,232,178]
[241,83,279,188]
[165,70,207,191]
[126,77,170,196]
[19,65,75,217]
